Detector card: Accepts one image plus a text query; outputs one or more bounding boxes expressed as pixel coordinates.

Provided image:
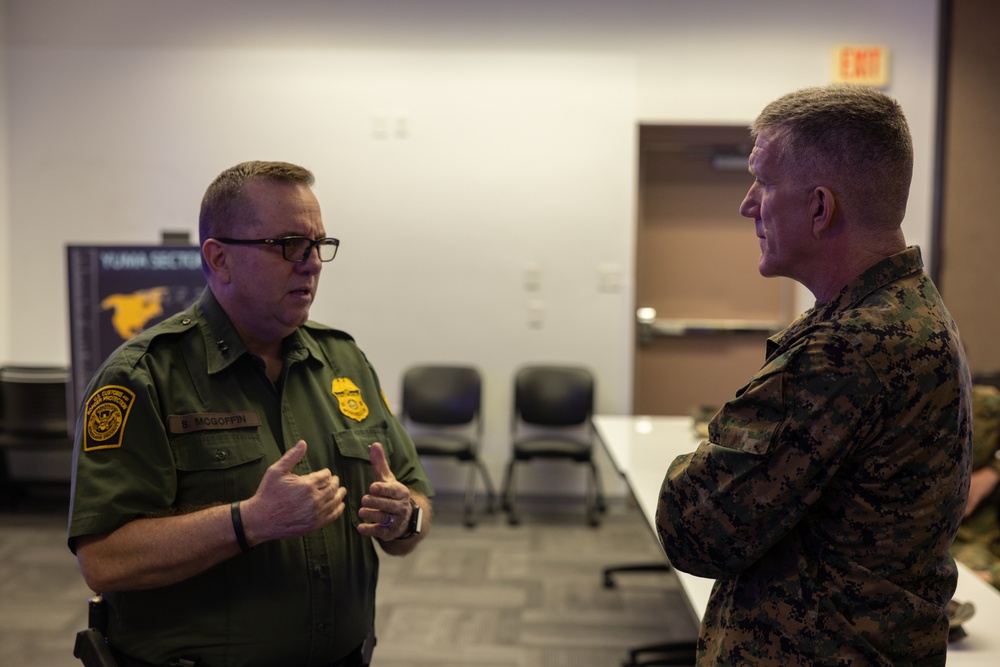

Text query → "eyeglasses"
[212,236,340,263]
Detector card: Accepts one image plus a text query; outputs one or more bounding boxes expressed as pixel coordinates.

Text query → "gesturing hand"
[241,440,347,545]
[357,441,412,540]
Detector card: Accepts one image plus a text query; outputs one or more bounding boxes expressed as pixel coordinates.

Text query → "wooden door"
[633,125,794,417]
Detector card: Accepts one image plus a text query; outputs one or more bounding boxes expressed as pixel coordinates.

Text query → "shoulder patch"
[84,385,136,451]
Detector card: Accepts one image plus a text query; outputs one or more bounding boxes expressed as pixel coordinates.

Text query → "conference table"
[594,414,1000,665]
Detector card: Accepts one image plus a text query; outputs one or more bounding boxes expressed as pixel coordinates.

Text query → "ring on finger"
[380,514,394,528]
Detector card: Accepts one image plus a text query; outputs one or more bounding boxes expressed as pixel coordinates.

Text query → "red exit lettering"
[833,45,888,86]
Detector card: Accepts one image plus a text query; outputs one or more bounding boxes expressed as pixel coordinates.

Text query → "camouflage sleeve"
[971,385,1000,473]
[656,331,883,578]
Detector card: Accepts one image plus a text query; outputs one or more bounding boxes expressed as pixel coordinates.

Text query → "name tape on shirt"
[84,385,136,451]
[167,412,262,434]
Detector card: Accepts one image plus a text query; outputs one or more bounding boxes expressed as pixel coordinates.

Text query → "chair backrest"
[0,365,71,438]
[401,365,482,426]
[514,365,594,427]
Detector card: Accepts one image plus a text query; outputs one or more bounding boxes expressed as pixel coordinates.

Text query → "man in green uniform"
[655,85,972,666]
[68,161,433,667]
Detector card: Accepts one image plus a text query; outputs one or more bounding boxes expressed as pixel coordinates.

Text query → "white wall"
[1,0,940,498]
[0,2,10,361]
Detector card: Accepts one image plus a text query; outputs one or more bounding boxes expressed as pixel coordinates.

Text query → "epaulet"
[300,320,356,342]
[115,311,200,364]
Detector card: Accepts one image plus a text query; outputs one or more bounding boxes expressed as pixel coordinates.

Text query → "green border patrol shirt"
[68,288,433,667]
[656,247,973,667]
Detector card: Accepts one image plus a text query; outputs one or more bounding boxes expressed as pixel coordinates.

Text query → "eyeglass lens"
[284,238,338,262]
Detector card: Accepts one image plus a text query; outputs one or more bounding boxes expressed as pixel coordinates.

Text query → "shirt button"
[214,450,228,462]
[180,318,192,325]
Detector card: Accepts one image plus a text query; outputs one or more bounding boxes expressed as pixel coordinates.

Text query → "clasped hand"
[241,440,412,545]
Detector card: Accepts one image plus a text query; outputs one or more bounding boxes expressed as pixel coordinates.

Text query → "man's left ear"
[810,186,836,238]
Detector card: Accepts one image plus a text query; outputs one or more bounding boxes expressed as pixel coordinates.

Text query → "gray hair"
[751,84,913,228]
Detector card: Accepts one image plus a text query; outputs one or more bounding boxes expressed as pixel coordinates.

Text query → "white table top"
[594,414,1000,664]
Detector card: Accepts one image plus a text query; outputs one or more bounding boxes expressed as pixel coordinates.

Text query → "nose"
[739,185,758,219]
[296,244,324,273]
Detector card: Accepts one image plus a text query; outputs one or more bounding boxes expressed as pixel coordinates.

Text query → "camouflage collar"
[819,245,924,317]
[769,246,924,350]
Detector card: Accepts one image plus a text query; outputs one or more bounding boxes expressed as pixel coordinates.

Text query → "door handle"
[636,307,781,345]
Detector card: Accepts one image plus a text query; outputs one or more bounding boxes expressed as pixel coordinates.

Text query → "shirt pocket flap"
[172,431,266,471]
[333,425,390,461]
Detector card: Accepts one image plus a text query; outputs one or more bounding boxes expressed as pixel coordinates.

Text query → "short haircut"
[199,161,315,242]
[751,84,913,228]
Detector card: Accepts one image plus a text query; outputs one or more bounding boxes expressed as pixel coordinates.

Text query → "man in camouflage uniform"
[951,384,1000,587]
[655,85,972,666]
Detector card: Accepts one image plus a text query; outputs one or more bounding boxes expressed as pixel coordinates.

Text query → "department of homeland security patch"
[84,385,136,451]
[332,377,369,422]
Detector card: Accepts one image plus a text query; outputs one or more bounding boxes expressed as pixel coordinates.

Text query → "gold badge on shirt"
[83,385,136,451]
[332,377,369,422]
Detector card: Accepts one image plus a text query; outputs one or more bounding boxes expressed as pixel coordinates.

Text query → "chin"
[281,307,312,330]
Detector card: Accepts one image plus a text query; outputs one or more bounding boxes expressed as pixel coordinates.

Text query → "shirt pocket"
[170,431,267,504]
[332,424,390,525]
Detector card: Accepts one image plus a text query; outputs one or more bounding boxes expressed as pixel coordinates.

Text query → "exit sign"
[832,45,889,86]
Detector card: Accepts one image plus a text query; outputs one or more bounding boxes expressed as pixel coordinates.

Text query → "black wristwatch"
[397,498,423,540]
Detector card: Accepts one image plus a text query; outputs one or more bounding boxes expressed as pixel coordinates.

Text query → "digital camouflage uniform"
[68,288,433,667]
[951,384,1000,587]
[656,247,972,667]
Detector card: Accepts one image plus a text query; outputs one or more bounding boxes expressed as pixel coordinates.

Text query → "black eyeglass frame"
[212,236,340,263]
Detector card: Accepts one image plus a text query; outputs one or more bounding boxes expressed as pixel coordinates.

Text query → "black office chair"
[623,641,697,666]
[608,555,696,666]
[400,365,496,527]
[501,365,606,526]
[604,560,672,588]
[0,365,73,504]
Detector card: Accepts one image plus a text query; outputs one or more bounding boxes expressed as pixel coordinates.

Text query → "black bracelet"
[231,501,252,554]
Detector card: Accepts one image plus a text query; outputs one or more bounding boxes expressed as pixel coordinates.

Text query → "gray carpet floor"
[0,488,698,667]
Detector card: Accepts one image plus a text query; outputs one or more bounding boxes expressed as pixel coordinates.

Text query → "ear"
[202,239,232,284]
[810,186,836,239]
